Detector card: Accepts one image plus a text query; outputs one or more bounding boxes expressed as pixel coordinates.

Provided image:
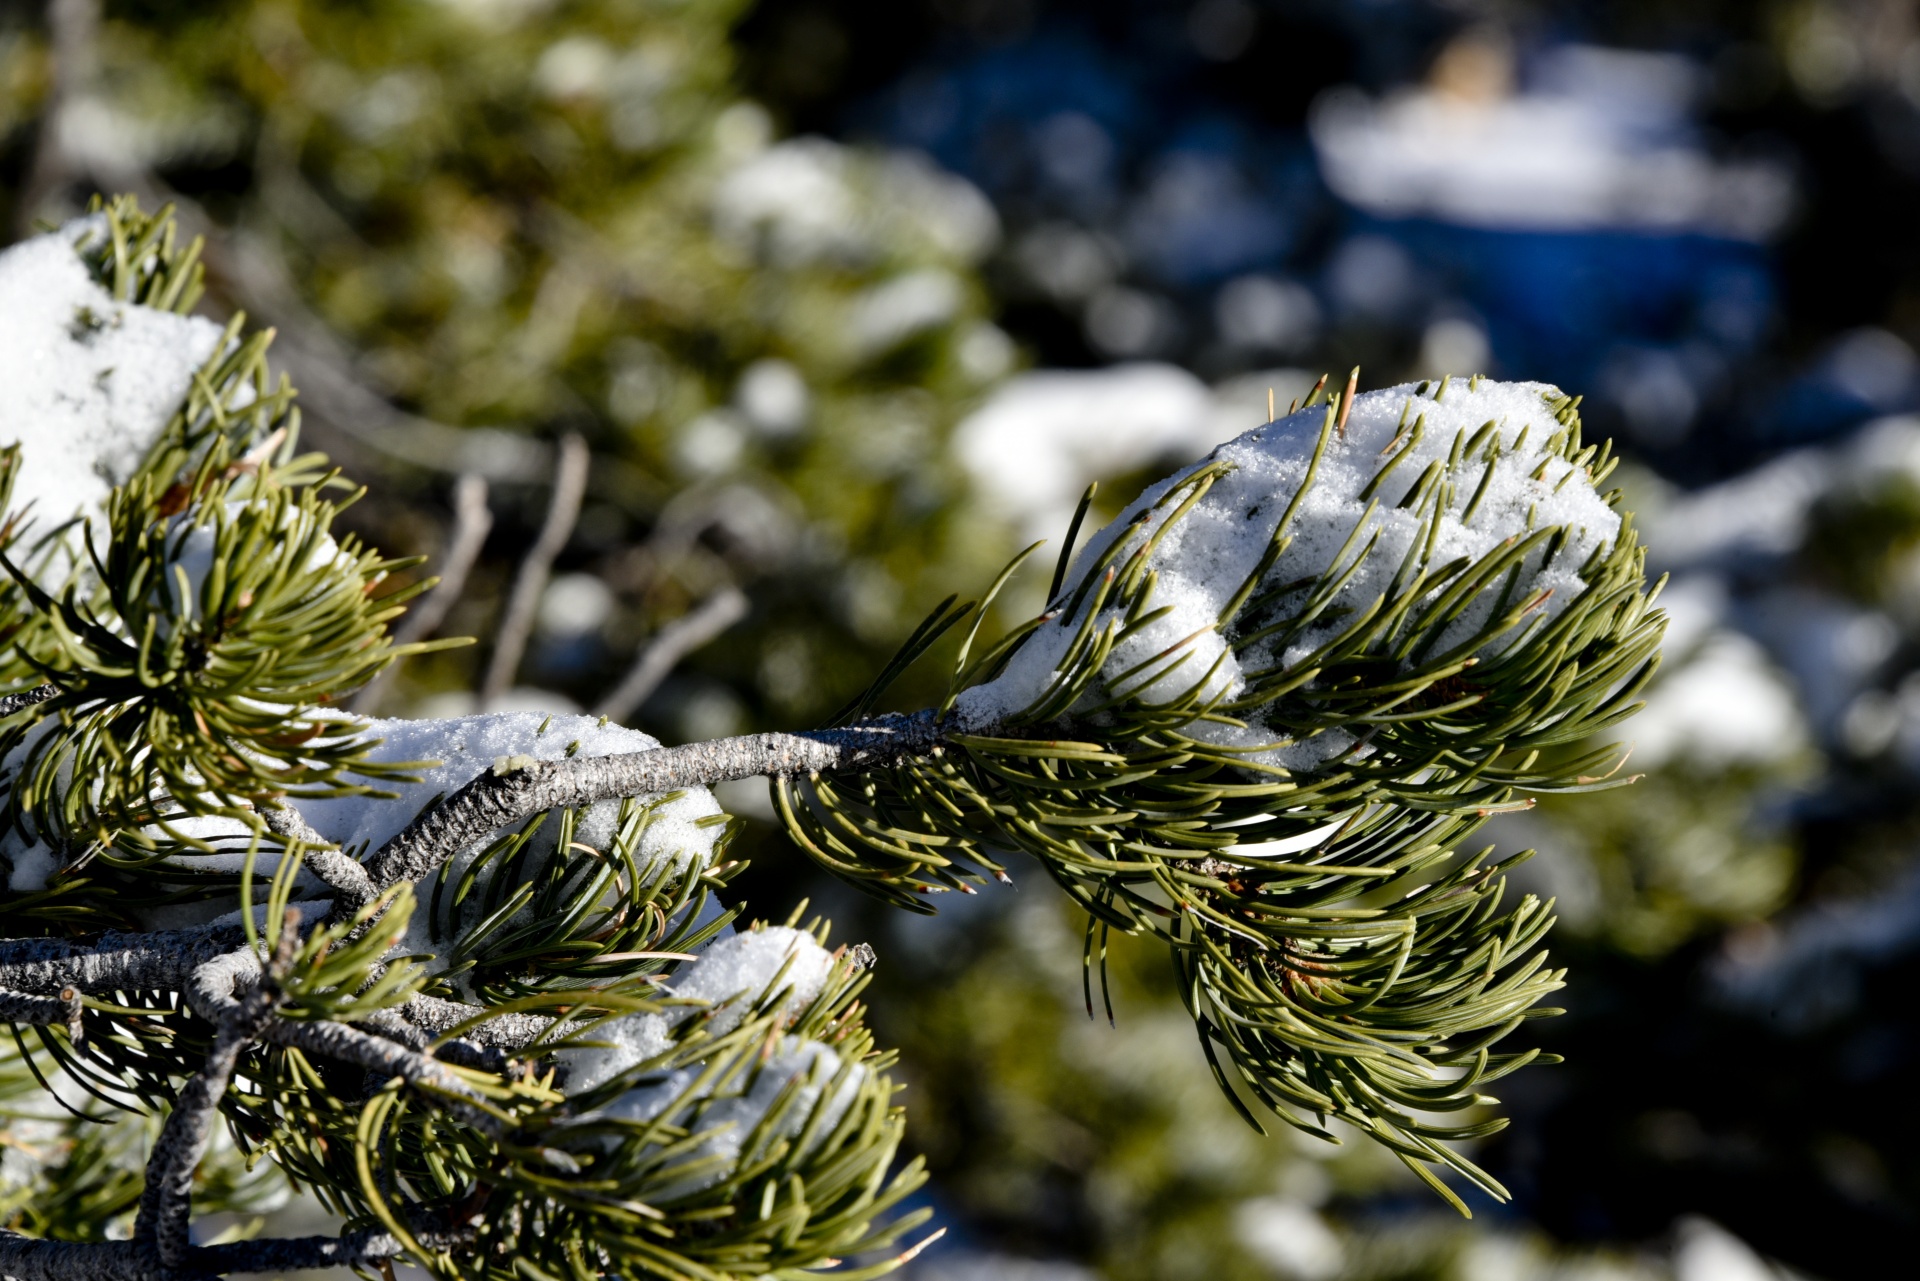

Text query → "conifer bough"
[0,200,1663,1277]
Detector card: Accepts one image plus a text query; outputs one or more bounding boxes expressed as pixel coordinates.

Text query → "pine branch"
[257,804,376,911]
[181,941,506,1133]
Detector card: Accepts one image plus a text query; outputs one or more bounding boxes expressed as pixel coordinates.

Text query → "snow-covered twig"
[365,711,946,891]
[481,434,589,706]
[594,586,750,722]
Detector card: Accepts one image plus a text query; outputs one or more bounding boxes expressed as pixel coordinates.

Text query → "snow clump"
[0,217,226,541]
[563,925,837,1092]
[561,926,860,1197]
[597,1037,863,1197]
[953,379,1623,770]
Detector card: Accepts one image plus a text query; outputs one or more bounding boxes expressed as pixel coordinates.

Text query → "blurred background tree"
[6,1,1920,1279]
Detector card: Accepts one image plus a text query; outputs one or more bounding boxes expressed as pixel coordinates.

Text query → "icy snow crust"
[0,219,225,538]
[954,379,1622,770]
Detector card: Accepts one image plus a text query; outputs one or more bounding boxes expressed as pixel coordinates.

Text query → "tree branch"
[0,986,82,1042]
[593,585,750,723]
[135,924,294,1267]
[182,947,505,1134]
[256,805,376,913]
[0,1226,430,1280]
[480,433,589,707]
[0,682,58,719]
[14,0,101,236]
[365,711,947,891]
[0,926,246,996]
[400,991,558,1053]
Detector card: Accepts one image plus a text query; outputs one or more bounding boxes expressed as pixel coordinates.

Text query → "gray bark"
[0,1228,422,1280]
[593,585,750,722]
[135,956,281,1266]
[0,927,246,996]
[258,805,376,911]
[0,683,57,719]
[367,710,946,889]
[480,433,588,705]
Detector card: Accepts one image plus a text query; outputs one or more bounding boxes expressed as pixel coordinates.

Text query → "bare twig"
[257,804,377,912]
[480,434,589,707]
[0,926,247,996]
[366,711,947,890]
[0,1235,157,1281]
[14,0,101,236]
[351,474,494,715]
[594,586,750,723]
[0,1226,426,1280]
[400,992,562,1053]
[0,986,82,1040]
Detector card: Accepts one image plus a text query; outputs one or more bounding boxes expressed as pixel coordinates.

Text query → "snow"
[734,358,810,437]
[1673,1219,1779,1281]
[598,1036,863,1196]
[954,379,1623,770]
[666,926,836,1034]
[0,218,227,543]
[1641,449,1831,572]
[1232,1198,1344,1281]
[848,267,963,356]
[536,573,614,638]
[5,841,59,894]
[563,925,835,1091]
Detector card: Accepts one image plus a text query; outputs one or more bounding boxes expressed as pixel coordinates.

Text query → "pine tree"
[0,200,1662,1280]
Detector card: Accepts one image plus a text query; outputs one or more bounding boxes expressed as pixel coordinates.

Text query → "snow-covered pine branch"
[0,198,1663,1275]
